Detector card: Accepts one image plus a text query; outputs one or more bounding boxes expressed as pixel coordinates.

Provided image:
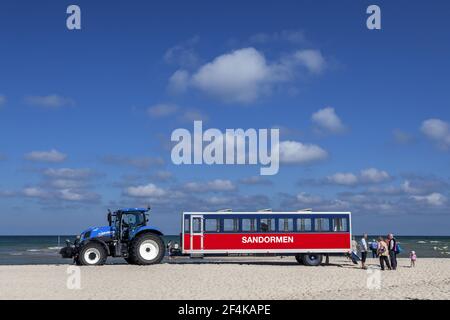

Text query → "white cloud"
[239,176,273,185]
[292,49,326,74]
[56,189,99,202]
[102,155,164,169]
[50,179,85,189]
[164,36,200,68]
[43,168,93,179]
[24,94,75,108]
[25,149,67,163]
[184,179,236,192]
[168,70,190,93]
[168,47,326,104]
[146,103,208,123]
[296,192,322,204]
[326,168,390,186]
[191,48,272,103]
[125,183,167,198]
[412,193,447,206]
[312,107,345,133]
[279,141,328,164]
[326,168,391,186]
[327,172,359,186]
[360,168,390,183]
[23,187,49,198]
[421,118,450,149]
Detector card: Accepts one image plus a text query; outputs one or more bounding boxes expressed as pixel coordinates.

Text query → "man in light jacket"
[360,233,368,269]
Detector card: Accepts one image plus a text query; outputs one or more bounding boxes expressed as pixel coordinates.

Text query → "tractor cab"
[108,208,148,241]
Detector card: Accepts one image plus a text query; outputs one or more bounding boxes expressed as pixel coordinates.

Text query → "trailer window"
[278,218,293,232]
[205,218,220,232]
[184,218,190,232]
[192,217,202,233]
[242,218,256,232]
[223,218,239,232]
[332,218,348,232]
[315,218,330,232]
[297,218,312,231]
[260,218,275,232]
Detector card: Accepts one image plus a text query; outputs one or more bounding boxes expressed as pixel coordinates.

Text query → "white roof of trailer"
[183,211,351,215]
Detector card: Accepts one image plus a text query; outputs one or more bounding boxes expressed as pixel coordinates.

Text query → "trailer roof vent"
[217,208,232,212]
[258,208,272,212]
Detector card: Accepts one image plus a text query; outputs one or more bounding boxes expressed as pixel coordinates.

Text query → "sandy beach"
[0,257,448,300]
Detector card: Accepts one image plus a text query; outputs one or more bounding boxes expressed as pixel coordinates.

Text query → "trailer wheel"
[295,254,304,264]
[79,242,107,266]
[130,233,165,265]
[302,253,323,266]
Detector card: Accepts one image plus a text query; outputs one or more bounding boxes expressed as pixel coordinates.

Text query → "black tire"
[124,257,135,264]
[295,254,304,264]
[302,253,323,266]
[74,256,82,266]
[78,242,107,266]
[129,233,165,265]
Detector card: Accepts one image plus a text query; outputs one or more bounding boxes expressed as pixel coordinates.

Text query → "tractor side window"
[184,218,190,232]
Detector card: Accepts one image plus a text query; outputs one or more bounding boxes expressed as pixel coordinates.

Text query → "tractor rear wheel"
[302,253,323,266]
[130,233,165,265]
[78,242,107,266]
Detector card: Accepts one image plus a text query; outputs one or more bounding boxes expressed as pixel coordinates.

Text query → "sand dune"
[0,257,448,300]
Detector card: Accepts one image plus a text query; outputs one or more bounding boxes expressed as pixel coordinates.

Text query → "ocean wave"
[417,241,427,244]
[26,249,41,252]
[47,247,63,250]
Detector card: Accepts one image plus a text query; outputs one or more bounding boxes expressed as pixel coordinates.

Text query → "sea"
[0,235,449,265]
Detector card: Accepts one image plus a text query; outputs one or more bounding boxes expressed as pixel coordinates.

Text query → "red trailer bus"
[181,211,352,266]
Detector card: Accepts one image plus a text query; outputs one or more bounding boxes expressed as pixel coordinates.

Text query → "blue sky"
[1,0,450,235]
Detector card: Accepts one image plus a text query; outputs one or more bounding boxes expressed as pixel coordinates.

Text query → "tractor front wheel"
[130,233,165,265]
[78,242,107,266]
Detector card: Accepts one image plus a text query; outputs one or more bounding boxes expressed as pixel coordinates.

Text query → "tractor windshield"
[120,211,146,228]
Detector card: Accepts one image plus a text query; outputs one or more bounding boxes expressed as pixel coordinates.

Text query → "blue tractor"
[60,208,165,266]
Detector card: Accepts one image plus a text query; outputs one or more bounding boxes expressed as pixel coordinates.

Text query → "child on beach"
[410,251,417,267]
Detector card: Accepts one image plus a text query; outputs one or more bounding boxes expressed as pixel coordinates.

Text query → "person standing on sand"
[410,251,417,267]
[387,233,398,270]
[360,234,368,269]
[377,237,391,270]
[370,239,378,258]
